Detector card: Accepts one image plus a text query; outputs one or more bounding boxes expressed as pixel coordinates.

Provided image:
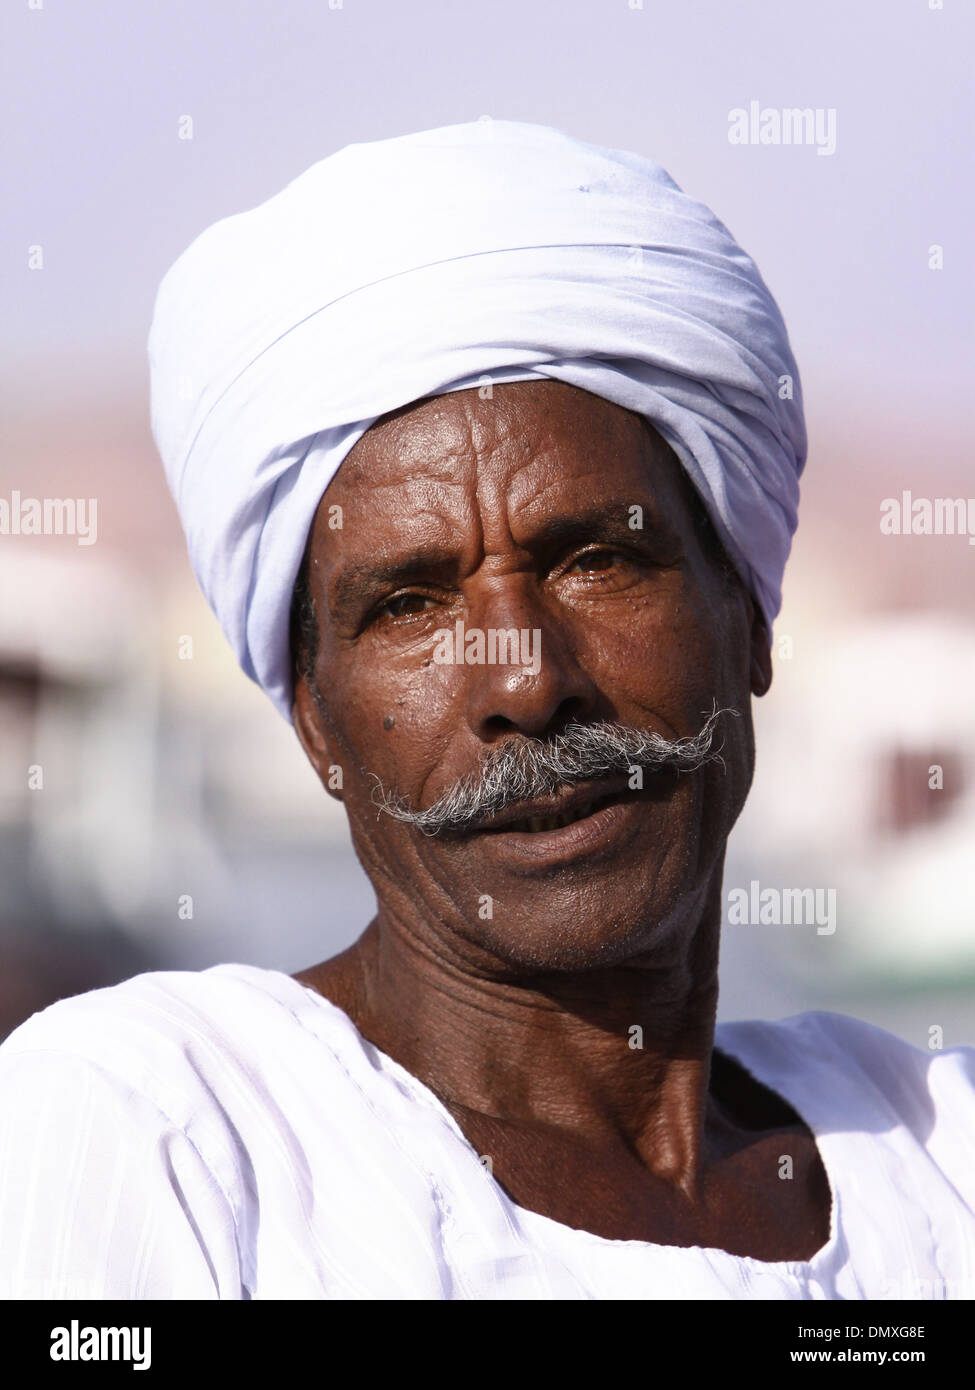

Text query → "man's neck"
[296,893,729,1191]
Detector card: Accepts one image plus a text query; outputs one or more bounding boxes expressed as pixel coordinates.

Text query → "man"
[0,121,972,1300]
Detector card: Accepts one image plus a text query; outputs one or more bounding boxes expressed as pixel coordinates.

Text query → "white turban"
[148,119,805,721]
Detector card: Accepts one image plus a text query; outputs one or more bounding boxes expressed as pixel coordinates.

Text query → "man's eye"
[566,549,624,574]
[377,592,435,620]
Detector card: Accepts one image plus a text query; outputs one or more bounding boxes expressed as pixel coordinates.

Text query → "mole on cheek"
[383,715,395,730]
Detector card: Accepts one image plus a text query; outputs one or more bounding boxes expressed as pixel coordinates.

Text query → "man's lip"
[469,774,634,834]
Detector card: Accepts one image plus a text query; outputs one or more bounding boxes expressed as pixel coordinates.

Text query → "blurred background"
[1,0,972,1050]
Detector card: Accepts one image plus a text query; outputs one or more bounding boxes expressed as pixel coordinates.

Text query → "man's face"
[294,381,769,974]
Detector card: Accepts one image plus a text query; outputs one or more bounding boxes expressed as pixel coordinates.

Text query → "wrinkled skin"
[292,381,830,1258]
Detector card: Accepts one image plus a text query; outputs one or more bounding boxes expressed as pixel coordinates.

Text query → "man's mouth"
[474,776,634,835]
[450,769,678,869]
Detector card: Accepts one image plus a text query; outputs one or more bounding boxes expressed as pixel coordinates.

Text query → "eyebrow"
[328,502,674,618]
[523,505,673,557]
[330,548,459,618]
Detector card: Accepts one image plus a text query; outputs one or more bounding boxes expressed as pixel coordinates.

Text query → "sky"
[3,0,972,424]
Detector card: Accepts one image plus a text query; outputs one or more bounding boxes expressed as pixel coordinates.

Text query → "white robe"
[0,963,972,1300]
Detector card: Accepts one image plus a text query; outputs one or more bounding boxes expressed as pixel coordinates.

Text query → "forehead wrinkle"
[356,394,480,475]
[340,449,479,506]
[369,466,475,499]
[361,475,485,564]
[331,463,477,538]
[466,403,653,560]
[500,435,662,541]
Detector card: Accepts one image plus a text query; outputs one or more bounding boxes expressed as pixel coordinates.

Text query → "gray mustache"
[368,704,735,836]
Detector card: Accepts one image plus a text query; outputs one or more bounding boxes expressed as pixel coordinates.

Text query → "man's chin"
[447,905,680,977]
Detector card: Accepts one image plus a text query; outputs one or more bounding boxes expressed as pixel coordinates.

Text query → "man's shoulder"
[2,961,280,1048]
[716,1008,975,1130]
[718,1006,975,1072]
[0,963,349,1118]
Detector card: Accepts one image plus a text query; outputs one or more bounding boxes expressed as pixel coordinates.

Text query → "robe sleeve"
[0,1047,243,1300]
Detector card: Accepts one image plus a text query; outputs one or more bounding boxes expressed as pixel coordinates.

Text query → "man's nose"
[460,578,601,742]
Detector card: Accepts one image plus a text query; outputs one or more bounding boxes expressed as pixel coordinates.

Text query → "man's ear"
[293,675,345,802]
[749,603,773,697]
